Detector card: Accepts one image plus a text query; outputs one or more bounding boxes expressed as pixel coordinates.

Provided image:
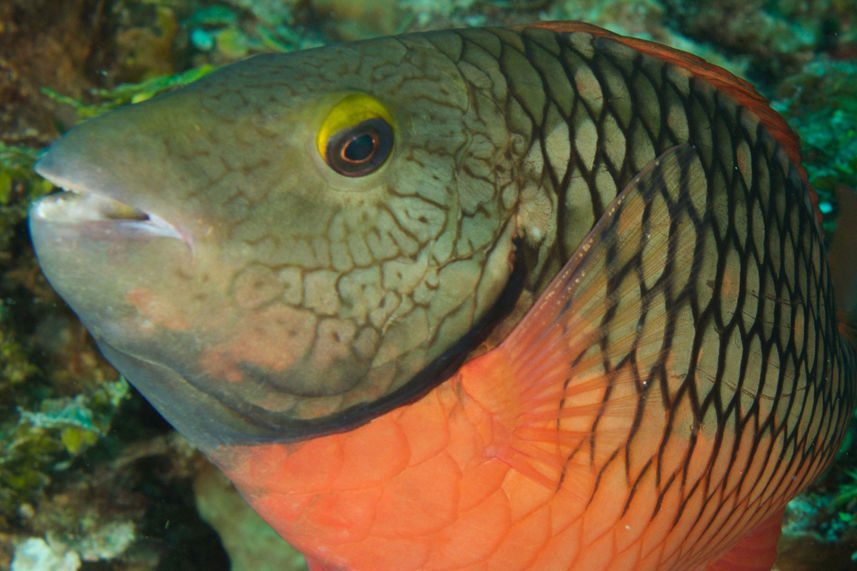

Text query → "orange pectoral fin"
[703,509,784,571]
[460,144,709,490]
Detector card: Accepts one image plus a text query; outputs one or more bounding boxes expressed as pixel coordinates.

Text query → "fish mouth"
[30,191,183,240]
[31,160,184,243]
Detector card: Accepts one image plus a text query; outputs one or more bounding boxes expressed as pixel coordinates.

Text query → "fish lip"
[31,157,187,245]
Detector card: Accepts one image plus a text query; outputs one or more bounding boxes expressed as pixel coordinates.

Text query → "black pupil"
[343,133,376,163]
[326,116,393,177]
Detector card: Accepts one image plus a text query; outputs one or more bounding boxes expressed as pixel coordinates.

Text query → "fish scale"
[29,22,856,570]
[448,29,851,496]
[438,28,706,289]
[528,34,852,558]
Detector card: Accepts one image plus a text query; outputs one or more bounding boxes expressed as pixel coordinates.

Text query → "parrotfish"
[29,21,856,570]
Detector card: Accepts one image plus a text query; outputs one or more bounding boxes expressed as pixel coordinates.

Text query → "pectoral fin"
[459,144,708,489]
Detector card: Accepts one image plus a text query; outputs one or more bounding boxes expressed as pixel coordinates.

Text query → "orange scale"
[249,488,316,533]
[610,538,643,571]
[396,390,452,466]
[303,486,384,545]
[456,459,508,512]
[530,518,583,569]
[423,487,511,569]
[484,503,551,570]
[214,439,342,496]
[614,467,659,553]
[330,415,410,489]
[372,451,461,537]
[333,534,431,571]
[572,526,618,571]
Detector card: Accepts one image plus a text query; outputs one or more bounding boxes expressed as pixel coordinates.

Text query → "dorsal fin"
[521,22,808,189]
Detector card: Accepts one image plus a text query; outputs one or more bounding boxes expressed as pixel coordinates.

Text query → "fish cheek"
[105,268,382,425]
[195,305,379,397]
[181,257,382,403]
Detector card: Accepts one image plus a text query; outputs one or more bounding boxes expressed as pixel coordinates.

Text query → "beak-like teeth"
[32,190,183,240]
[33,191,146,221]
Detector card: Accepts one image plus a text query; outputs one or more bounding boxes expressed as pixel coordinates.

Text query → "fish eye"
[317,93,395,178]
[326,117,393,177]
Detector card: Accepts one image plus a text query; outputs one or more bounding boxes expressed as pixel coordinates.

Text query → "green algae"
[0,144,52,205]
[18,379,130,454]
[41,65,216,120]
[0,135,129,520]
[771,57,857,244]
[0,142,53,266]
[0,380,129,515]
[773,59,857,198]
[0,301,37,389]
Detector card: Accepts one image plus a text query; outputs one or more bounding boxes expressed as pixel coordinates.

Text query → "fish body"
[29,22,856,570]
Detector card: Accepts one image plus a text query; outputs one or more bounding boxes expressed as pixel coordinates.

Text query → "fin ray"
[460,145,709,490]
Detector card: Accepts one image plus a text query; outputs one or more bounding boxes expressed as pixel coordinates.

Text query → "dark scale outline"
[495,38,538,151]
[676,96,792,553]
[656,88,741,531]
[518,33,563,190]
[516,31,570,287]
[500,26,857,566]
[560,42,611,219]
[215,24,855,563]
[549,40,601,267]
[576,44,678,457]
[622,180,711,517]
[599,46,671,157]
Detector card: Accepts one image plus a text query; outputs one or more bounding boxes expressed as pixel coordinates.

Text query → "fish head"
[30,36,521,448]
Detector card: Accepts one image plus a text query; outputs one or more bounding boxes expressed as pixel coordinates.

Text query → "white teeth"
[32,190,183,240]
[34,191,140,222]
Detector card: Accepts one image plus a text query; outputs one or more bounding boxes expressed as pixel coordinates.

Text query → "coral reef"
[773,58,857,219]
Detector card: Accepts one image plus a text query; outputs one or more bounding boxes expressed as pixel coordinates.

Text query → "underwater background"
[0,0,855,569]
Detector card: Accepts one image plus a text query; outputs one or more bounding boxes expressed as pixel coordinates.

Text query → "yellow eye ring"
[317,94,395,177]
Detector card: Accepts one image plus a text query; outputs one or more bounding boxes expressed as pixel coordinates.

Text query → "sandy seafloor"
[0,0,856,569]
